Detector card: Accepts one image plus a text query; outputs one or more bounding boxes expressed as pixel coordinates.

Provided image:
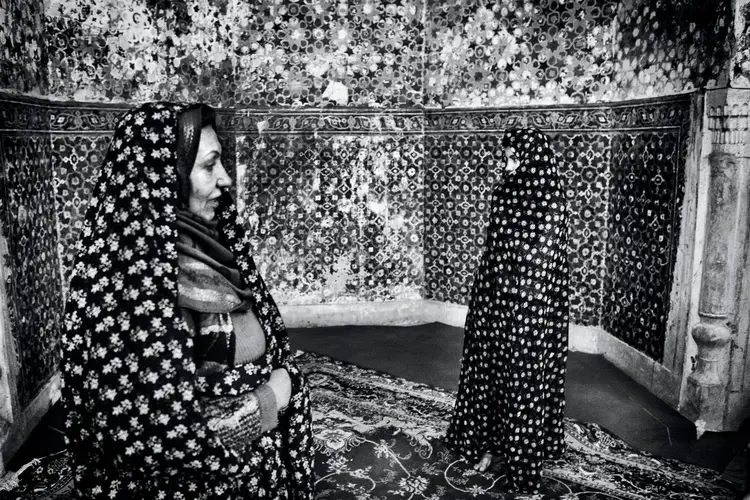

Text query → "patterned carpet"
[0,351,739,499]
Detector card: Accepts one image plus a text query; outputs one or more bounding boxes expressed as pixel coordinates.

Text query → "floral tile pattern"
[230,0,426,107]
[423,134,501,304]
[44,0,235,105]
[1,0,729,106]
[557,133,612,326]
[1,134,63,407]
[237,114,424,303]
[51,135,110,286]
[424,0,619,107]
[603,132,685,361]
[612,0,732,99]
[0,0,49,95]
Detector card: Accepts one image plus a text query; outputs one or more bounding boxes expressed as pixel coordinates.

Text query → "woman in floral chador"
[445,128,569,494]
[60,102,314,499]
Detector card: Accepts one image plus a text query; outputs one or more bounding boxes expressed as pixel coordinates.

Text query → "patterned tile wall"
[732,2,750,87]
[52,134,110,280]
[611,0,732,100]
[43,0,237,105]
[556,133,612,325]
[424,96,691,361]
[234,110,425,303]
[424,0,619,106]
[424,0,731,107]
[42,0,427,107]
[603,132,686,361]
[0,128,63,406]
[1,0,730,106]
[230,0,426,107]
[0,0,49,94]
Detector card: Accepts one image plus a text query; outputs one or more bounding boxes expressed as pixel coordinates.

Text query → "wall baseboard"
[280,300,681,408]
[279,300,428,328]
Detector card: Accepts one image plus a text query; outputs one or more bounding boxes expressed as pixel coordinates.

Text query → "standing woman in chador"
[445,127,569,494]
[60,102,314,499]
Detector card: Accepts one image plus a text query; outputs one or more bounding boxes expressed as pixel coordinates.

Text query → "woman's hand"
[267,368,292,410]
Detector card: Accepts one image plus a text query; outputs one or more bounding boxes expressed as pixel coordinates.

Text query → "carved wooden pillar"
[0,231,17,475]
[682,89,750,432]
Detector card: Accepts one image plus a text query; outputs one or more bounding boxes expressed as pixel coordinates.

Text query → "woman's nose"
[216,162,232,187]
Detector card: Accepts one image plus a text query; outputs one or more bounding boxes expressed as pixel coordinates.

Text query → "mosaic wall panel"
[611,0,732,100]
[44,0,235,105]
[424,95,691,361]
[230,0,426,107]
[0,98,53,224]
[423,134,501,303]
[603,132,685,362]
[423,139,447,302]
[42,0,427,107]
[237,121,424,304]
[425,0,732,107]
[1,134,64,406]
[38,0,733,107]
[424,131,611,326]
[424,0,619,107]
[732,2,750,87]
[51,134,110,285]
[0,0,49,94]
[552,133,611,326]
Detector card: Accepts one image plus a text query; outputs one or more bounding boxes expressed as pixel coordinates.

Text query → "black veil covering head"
[501,127,557,178]
[60,102,313,498]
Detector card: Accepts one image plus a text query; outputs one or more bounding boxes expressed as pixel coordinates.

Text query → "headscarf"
[496,127,566,227]
[60,102,297,497]
[501,127,558,178]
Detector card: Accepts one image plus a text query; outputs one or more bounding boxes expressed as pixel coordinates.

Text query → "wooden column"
[682,89,750,432]
[0,231,18,475]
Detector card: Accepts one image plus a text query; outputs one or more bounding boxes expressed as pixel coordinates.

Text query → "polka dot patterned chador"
[445,128,569,494]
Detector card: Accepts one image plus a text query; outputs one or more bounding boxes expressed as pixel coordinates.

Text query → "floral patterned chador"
[445,128,569,494]
[60,102,314,499]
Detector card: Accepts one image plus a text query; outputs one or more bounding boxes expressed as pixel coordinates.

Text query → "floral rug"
[0,351,738,499]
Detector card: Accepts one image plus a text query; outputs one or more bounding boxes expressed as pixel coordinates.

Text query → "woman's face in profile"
[189,125,232,220]
[503,146,520,173]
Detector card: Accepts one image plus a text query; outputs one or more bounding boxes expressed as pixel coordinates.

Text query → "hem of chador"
[443,432,508,463]
[443,434,566,494]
